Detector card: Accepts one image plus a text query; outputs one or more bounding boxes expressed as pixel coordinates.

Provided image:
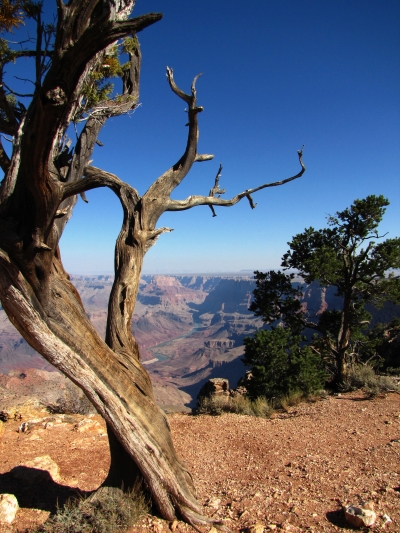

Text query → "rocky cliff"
[1,274,399,411]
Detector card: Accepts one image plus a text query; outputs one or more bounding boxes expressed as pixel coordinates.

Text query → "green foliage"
[359,317,400,370]
[251,195,400,384]
[122,36,138,54]
[282,195,400,301]
[250,270,304,334]
[0,38,17,63]
[0,0,42,33]
[243,328,326,401]
[75,38,136,121]
[0,92,17,121]
[31,487,148,533]
[0,0,25,33]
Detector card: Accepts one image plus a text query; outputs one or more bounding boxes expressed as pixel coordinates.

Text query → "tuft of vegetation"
[197,394,273,418]
[47,387,95,416]
[30,487,148,533]
[340,364,400,397]
[279,390,304,411]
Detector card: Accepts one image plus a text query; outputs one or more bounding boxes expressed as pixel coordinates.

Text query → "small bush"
[279,390,304,411]
[31,486,148,533]
[243,328,326,401]
[197,395,228,416]
[342,364,400,396]
[47,388,95,416]
[197,395,273,418]
[250,396,274,418]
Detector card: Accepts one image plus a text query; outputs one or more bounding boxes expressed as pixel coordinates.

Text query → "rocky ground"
[0,391,399,532]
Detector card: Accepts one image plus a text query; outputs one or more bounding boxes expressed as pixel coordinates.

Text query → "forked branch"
[143,68,210,212]
[166,147,306,214]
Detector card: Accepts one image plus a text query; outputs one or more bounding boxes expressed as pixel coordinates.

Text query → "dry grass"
[197,394,273,418]
[279,390,304,411]
[27,487,148,533]
[342,364,400,397]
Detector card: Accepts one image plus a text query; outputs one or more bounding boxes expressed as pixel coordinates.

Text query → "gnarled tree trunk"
[0,1,305,528]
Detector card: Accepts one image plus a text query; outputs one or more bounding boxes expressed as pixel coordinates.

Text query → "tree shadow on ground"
[0,467,85,514]
[326,509,368,531]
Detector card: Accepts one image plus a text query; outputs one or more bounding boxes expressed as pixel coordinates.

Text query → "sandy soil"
[0,391,399,532]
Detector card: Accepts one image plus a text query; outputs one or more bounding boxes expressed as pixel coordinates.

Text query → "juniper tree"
[250,196,400,385]
[0,1,305,526]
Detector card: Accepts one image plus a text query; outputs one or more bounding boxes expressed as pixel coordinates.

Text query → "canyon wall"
[1,275,399,411]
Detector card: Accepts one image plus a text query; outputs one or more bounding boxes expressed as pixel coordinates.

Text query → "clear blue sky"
[7,1,400,274]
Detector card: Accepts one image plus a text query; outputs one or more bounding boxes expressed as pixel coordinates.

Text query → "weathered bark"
[335,293,353,383]
[0,1,305,528]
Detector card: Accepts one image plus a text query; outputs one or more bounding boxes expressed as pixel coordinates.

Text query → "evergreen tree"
[250,196,400,384]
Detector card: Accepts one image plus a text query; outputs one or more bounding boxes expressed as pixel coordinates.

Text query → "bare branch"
[3,81,34,97]
[166,67,202,107]
[208,164,225,217]
[0,114,26,203]
[195,154,214,162]
[166,148,306,213]
[62,165,139,202]
[142,69,208,226]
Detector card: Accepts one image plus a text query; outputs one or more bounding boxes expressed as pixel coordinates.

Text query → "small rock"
[344,504,376,528]
[169,519,179,531]
[76,418,103,434]
[361,500,374,511]
[28,433,41,441]
[382,513,392,525]
[246,524,264,533]
[17,422,29,433]
[0,494,19,524]
[152,520,164,533]
[0,421,4,438]
[207,497,221,509]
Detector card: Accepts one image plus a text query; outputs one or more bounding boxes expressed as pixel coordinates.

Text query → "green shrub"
[30,486,148,533]
[243,328,326,401]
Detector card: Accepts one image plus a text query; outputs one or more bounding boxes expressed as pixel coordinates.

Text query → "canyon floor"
[0,391,399,532]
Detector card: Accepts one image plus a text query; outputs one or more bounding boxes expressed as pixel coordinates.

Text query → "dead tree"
[0,1,305,528]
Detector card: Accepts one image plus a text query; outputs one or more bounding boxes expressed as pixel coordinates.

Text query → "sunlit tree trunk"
[0,1,304,527]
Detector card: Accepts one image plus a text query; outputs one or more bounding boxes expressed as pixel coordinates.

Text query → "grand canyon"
[0,274,398,412]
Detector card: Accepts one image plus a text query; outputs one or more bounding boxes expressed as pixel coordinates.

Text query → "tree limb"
[142,68,205,214]
[62,165,139,202]
[166,148,306,213]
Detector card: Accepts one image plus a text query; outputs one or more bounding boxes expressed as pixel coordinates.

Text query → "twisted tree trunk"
[0,1,305,528]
